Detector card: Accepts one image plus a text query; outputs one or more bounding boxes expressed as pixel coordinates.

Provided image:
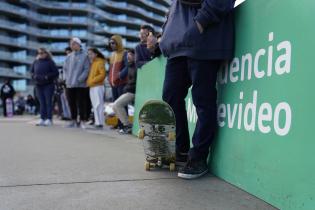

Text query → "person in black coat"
[31,48,59,126]
[0,79,16,117]
[159,0,236,179]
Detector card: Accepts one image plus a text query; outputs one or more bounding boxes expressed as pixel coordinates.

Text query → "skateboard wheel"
[168,132,176,141]
[138,129,145,139]
[169,163,176,171]
[145,161,150,171]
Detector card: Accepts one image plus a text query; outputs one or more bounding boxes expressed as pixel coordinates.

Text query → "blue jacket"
[31,58,59,86]
[159,0,235,60]
[135,43,152,69]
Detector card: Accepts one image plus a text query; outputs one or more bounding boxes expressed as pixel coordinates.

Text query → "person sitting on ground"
[15,95,26,115]
[25,94,36,115]
[86,48,106,129]
[113,49,137,134]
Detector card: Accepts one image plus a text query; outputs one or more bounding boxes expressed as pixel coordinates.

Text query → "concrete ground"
[0,116,278,210]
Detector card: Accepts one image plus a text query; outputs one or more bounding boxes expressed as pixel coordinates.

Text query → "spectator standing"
[31,48,59,126]
[63,37,91,128]
[0,79,15,117]
[87,48,106,129]
[108,35,128,129]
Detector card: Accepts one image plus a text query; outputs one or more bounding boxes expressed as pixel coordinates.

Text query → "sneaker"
[44,119,53,126]
[36,119,45,126]
[80,122,88,129]
[118,124,132,134]
[65,121,77,128]
[95,125,103,129]
[178,159,209,180]
[176,152,188,167]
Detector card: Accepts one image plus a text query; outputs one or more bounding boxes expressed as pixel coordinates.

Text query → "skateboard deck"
[138,100,176,171]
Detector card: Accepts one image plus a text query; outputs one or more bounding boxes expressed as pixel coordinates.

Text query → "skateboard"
[138,100,176,171]
[5,98,14,117]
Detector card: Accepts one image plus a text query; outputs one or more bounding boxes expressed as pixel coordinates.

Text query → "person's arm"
[46,60,59,80]
[119,52,129,79]
[30,61,36,79]
[78,55,91,83]
[194,0,235,32]
[62,56,69,81]
[135,45,150,69]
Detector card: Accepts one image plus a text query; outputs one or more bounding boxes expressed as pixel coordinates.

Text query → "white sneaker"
[80,122,87,129]
[44,119,53,126]
[36,119,45,126]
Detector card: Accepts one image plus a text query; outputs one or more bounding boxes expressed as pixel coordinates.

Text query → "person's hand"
[147,32,158,52]
[196,21,204,34]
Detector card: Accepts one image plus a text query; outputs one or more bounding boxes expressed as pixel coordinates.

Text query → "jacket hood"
[110,35,124,52]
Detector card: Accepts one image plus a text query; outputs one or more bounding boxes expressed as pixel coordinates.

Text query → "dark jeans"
[111,85,125,101]
[36,83,55,120]
[163,57,221,161]
[66,87,90,122]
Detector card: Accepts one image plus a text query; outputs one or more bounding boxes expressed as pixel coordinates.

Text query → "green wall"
[132,1,315,209]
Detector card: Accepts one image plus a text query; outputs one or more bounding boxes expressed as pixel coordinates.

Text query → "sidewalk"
[0,116,278,210]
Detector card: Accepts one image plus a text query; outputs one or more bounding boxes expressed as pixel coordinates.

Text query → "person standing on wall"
[159,0,235,179]
[63,37,91,128]
[31,48,59,126]
[86,48,106,129]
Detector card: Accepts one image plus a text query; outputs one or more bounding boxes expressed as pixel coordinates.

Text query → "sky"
[235,0,246,7]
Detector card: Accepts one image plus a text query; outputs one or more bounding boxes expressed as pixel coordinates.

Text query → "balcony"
[0,67,31,79]
[96,0,166,24]
[0,2,97,26]
[0,19,104,43]
[0,51,34,65]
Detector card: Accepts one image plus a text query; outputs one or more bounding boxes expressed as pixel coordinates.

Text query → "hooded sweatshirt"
[63,49,90,88]
[108,35,128,87]
[159,0,235,60]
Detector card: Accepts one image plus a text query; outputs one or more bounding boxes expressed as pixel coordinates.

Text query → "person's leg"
[162,57,191,157]
[37,86,47,120]
[2,98,7,117]
[113,92,134,126]
[66,88,78,122]
[188,59,221,162]
[95,86,105,126]
[111,86,118,101]
[89,86,103,126]
[44,83,55,121]
[78,88,89,122]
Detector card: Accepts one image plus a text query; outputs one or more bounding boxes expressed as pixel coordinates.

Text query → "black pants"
[163,57,221,161]
[66,87,90,122]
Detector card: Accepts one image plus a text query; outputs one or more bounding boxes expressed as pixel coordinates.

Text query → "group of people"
[7,0,236,180]
[30,24,160,134]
